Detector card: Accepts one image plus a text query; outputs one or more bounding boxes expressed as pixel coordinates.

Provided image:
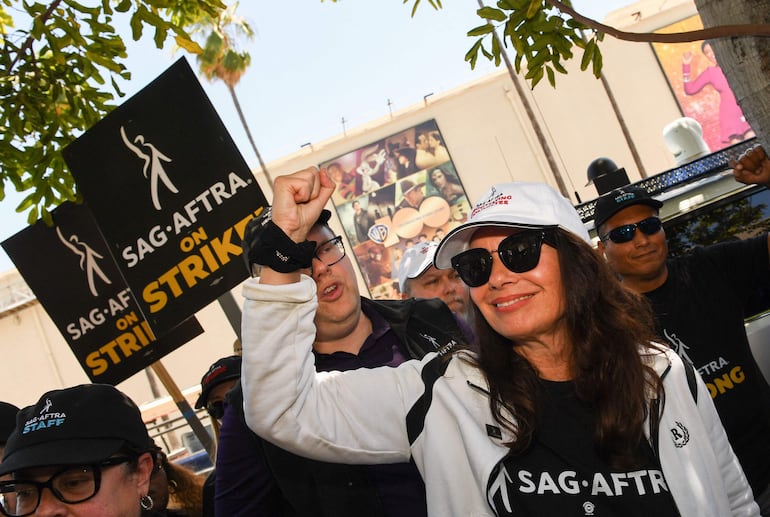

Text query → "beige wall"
[0,286,238,409]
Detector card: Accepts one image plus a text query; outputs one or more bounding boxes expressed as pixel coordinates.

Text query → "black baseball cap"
[0,401,19,445]
[195,355,242,409]
[0,384,155,475]
[593,186,663,229]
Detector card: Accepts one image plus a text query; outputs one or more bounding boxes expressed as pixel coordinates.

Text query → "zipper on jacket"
[467,380,490,396]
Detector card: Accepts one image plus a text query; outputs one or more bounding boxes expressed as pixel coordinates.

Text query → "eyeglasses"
[0,457,133,516]
[600,216,662,244]
[451,230,557,287]
[312,236,345,270]
[206,400,225,420]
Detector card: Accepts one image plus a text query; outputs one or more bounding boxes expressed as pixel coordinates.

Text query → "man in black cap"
[195,355,241,432]
[196,355,241,517]
[595,146,770,513]
[0,384,158,516]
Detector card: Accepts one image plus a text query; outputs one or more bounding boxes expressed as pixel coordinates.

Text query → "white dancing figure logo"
[56,227,112,297]
[120,126,179,210]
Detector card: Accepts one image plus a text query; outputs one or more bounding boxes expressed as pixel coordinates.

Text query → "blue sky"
[0,0,633,272]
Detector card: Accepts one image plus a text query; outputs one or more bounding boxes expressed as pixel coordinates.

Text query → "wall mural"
[652,15,755,151]
[320,119,471,299]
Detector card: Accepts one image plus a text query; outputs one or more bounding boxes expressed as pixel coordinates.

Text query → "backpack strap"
[406,354,452,444]
[371,297,467,359]
[649,357,699,458]
[683,357,698,404]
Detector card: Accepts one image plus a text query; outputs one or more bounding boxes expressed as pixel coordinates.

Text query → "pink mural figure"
[682,41,754,145]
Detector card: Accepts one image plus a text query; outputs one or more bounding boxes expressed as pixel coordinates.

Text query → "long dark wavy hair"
[470,228,664,468]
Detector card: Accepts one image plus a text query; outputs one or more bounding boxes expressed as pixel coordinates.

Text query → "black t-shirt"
[644,236,770,493]
[488,381,680,516]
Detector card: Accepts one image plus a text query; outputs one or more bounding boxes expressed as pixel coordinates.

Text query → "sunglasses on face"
[600,216,662,244]
[451,230,557,287]
[206,400,225,420]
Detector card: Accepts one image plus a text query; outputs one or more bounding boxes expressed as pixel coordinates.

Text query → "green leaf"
[525,0,541,19]
[17,191,37,211]
[464,39,482,69]
[467,24,494,37]
[514,53,523,73]
[26,206,39,225]
[491,32,502,66]
[528,48,549,68]
[176,35,203,54]
[477,6,507,22]
[592,47,603,77]
[509,36,524,56]
[566,18,587,29]
[409,0,420,17]
[480,44,493,60]
[580,38,595,71]
[130,11,143,40]
[40,207,53,226]
[529,66,544,88]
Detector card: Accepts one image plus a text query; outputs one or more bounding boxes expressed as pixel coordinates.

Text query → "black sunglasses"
[451,230,557,287]
[206,400,225,420]
[600,216,662,244]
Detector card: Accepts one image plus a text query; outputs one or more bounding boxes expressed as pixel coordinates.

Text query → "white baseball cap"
[397,241,438,292]
[434,182,590,269]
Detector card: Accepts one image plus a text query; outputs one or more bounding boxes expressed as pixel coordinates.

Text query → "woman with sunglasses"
[240,167,757,516]
[0,384,179,517]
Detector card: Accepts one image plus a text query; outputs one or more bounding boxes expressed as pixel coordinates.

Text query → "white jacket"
[241,275,759,516]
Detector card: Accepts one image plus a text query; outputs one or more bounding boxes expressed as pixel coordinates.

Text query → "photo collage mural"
[320,120,471,300]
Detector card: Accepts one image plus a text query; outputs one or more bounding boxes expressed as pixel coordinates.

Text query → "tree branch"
[548,0,770,42]
[8,0,65,73]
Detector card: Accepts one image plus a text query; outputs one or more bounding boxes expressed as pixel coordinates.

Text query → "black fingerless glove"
[242,209,316,275]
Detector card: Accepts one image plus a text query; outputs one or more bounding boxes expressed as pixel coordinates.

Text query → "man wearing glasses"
[595,152,770,515]
[214,196,470,516]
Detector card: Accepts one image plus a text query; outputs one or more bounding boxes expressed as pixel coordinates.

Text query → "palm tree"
[192,3,274,190]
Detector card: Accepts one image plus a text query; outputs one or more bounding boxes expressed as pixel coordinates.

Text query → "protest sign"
[3,201,203,385]
[62,57,267,333]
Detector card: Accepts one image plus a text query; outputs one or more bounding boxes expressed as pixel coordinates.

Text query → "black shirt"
[644,236,770,493]
[488,380,680,516]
